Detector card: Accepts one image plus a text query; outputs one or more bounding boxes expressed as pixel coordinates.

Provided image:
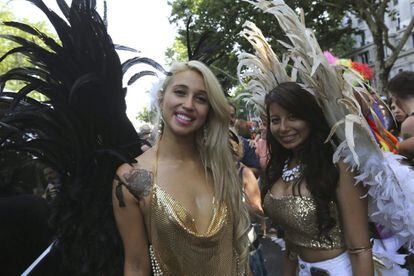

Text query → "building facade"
[347,0,414,82]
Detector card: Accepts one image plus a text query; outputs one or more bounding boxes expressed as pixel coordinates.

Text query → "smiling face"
[161,70,210,138]
[268,102,310,151]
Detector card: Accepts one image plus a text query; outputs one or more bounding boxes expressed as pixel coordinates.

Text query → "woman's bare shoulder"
[135,146,157,169]
[115,147,157,201]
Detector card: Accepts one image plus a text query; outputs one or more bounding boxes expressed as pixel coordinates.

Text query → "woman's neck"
[158,130,199,162]
[287,150,303,167]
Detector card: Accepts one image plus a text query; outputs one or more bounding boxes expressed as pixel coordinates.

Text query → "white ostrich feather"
[238,0,414,249]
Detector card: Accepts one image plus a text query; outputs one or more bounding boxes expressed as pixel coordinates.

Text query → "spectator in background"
[228,101,237,129]
[0,162,55,275]
[390,99,407,139]
[250,120,260,140]
[228,102,261,176]
[229,129,263,216]
[255,116,269,172]
[388,71,414,159]
[236,120,253,140]
[138,124,152,152]
[229,129,267,276]
[43,167,60,202]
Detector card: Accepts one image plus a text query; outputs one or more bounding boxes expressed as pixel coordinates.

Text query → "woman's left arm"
[336,162,374,276]
[242,165,264,217]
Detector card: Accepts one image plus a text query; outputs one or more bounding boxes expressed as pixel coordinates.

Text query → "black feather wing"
[0,0,168,274]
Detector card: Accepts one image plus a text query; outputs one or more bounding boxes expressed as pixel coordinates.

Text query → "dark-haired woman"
[263,82,373,275]
[390,100,407,140]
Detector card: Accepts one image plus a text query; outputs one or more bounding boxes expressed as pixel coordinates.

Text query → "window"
[390,10,401,30]
[359,51,370,64]
[360,32,366,46]
[412,3,414,17]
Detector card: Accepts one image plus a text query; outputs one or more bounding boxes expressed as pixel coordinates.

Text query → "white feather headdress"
[238,0,414,249]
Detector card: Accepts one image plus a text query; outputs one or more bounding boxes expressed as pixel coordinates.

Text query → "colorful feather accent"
[323,51,374,81]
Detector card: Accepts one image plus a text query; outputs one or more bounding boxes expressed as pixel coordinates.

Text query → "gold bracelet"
[348,246,372,254]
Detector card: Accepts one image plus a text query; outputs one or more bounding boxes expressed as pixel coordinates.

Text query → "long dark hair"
[264,82,339,239]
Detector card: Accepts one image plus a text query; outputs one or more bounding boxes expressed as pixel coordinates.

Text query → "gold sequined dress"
[263,193,345,250]
[147,160,242,275]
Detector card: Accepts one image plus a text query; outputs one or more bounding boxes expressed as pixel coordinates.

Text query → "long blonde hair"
[156,60,250,268]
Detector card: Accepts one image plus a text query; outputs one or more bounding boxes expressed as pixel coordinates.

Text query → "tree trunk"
[373,34,388,95]
[377,68,391,96]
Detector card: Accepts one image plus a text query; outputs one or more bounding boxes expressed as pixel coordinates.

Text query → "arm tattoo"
[122,168,153,200]
[115,166,153,206]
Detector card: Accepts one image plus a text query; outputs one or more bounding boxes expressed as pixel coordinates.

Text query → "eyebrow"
[172,84,207,94]
[172,84,188,90]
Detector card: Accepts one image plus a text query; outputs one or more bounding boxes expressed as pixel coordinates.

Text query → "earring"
[203,125,208,145]
[158,110,164,136]
[158,116,164,135]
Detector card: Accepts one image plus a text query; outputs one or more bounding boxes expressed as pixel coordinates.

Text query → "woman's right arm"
[336,162,373,276]
[112,165,151,276]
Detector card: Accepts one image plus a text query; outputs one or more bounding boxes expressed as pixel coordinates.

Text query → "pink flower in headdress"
[323,51,338,65]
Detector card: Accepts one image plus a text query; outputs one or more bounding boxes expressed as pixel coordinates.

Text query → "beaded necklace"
[281,159,304,184]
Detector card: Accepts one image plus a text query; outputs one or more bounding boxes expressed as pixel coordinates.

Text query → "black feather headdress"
[0,0,168,274]
[186,16,225,66]
[185,16,234,94]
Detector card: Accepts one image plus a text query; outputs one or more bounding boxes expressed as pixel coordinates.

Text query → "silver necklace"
[282,159,303,183]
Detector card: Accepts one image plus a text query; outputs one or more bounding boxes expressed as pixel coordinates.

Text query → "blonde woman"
[112,60,250,275]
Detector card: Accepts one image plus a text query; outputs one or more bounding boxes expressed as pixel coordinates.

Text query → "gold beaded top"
[147,144,244,275]
[263,193,345,250]
[149,182,242,275]
[154,184,227,237]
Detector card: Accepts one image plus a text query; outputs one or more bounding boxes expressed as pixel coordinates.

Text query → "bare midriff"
[290,243,346,263]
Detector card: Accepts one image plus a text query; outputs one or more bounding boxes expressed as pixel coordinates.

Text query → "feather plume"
[186,16,225,65]
[0,0,168,274]
[239,0,414,249]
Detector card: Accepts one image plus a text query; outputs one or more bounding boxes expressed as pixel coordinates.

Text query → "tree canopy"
[168,0,414,96]
[343,0,414,94]
[136,106,156,124]
[167,0,354,92]
[0,3,57,99]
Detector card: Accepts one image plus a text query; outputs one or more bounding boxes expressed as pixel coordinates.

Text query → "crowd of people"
[2,0,414,276]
